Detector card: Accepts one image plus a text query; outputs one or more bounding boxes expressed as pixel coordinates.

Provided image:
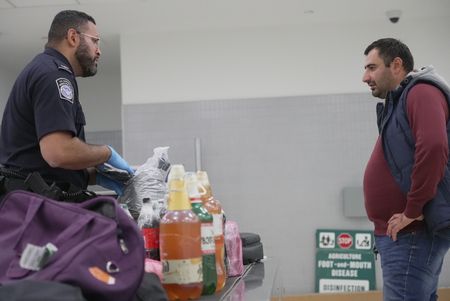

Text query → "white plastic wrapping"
[119,147,171,220]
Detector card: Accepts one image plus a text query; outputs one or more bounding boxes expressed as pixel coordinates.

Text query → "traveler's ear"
[391,57,405,75]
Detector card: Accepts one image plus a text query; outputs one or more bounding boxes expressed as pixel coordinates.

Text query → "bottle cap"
[168,164,185,181]
[185,172,200,198]
[196,170,210,185]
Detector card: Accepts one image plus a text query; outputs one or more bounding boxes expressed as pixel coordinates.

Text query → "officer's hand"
[96,173,124,196]
[104,146,134,175]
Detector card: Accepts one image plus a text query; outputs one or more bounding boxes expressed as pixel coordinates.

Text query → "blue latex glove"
[96,172,124,196]
[104,146,134,175]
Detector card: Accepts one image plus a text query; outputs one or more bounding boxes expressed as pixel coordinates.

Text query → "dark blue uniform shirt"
[0,48,88,189]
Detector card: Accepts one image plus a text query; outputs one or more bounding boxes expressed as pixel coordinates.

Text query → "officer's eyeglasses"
[76,31,100,47]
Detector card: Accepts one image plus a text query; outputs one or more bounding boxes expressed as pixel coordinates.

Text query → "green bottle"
[185,172,217,295]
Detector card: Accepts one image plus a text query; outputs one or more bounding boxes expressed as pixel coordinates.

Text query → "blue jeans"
[375,231,450,301]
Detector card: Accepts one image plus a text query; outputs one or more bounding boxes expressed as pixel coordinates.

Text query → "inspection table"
[200,258,282,301]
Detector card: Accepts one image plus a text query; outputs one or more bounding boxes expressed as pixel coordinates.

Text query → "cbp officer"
[0,10,132,198]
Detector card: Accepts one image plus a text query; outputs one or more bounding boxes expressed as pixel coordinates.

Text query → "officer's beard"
[75,39,98,77]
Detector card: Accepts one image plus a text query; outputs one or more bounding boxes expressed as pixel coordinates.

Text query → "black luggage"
[240,232,264,265]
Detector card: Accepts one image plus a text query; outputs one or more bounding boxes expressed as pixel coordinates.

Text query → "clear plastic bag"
[225,220,244,276]
[119,147,171,220]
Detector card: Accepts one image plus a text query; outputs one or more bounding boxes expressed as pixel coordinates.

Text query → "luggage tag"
[19,243,58,271]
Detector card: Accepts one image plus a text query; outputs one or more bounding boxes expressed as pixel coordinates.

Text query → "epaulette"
[58,64,73,74]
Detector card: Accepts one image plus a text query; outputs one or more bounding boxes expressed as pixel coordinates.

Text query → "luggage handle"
[77,196,117,221]
[70,197,131,255]
[13,196,95,252]
[12,195,44,251]
[75,196,132,254]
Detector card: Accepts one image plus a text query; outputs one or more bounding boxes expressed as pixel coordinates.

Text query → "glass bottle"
[196,170,227,292]
[185,172,217,295]
[160,165,202,300]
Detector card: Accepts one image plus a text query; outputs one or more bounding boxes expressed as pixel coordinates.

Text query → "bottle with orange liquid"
[196,170,227,292]
[160,165,202,300]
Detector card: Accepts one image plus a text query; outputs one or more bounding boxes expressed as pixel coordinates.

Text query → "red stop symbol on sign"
[337,233,353,249]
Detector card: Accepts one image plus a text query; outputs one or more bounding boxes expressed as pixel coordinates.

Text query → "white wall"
[78,71,122,131]
[121,16,450,104]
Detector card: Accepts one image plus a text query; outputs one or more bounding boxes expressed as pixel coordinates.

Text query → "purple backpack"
[0,190,145,301]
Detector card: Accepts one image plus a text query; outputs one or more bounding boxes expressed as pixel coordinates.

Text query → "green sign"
[315,229,376,293]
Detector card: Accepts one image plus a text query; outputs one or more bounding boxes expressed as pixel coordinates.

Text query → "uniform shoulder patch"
[56,78,74,103]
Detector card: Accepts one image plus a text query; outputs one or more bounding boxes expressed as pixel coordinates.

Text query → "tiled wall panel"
[85,130,122,155]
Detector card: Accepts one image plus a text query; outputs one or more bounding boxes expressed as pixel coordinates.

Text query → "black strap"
[24,172,63,200]
[0,168,96,203]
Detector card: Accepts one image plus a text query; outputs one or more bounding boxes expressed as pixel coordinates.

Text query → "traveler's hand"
[96,172,124,196]
[104,146,134,175]
[387,213,422,241]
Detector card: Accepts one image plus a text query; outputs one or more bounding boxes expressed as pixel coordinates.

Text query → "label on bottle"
[161,257,203,284]
[201,223,215,254]
[142,228,159,249]
[212,214,223,236]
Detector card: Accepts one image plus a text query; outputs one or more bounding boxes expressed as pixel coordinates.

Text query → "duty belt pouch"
[240,232,264,265]
[0,169,97,203]
[0,190,145,301]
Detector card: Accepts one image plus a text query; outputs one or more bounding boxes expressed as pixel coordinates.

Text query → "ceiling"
[0,0,449,73]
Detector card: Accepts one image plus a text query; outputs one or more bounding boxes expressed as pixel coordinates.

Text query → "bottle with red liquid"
[196,170,227,292]
[185,172,217,295]
[160,165,202,300]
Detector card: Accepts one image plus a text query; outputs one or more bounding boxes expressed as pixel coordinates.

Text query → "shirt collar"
[44,47,75,75]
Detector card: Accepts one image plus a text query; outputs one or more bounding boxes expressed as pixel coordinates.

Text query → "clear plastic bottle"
[138,198,160,260]
[196,170,227,292]
[185,172,217,295]
[160,165,202,300]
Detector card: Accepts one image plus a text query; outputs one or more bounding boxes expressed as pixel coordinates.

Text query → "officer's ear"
[66,28,79,47]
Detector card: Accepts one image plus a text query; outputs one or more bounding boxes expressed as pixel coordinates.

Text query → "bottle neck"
[189,197,203,207]
[167,178,192,211]
[200,184,213,200]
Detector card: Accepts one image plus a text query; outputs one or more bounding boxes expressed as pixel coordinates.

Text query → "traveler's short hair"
[364,38,414,73]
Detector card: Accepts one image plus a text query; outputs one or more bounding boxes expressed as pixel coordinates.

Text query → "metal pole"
[195,137,202,171]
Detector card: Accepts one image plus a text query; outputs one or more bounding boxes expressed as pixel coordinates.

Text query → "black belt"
[0,168,96,203]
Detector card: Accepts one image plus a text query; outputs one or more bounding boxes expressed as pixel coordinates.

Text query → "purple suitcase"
[0,190,145,301]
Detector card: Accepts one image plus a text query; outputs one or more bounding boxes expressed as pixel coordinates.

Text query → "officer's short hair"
[364,38,414,73]
[47,10,96,45]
